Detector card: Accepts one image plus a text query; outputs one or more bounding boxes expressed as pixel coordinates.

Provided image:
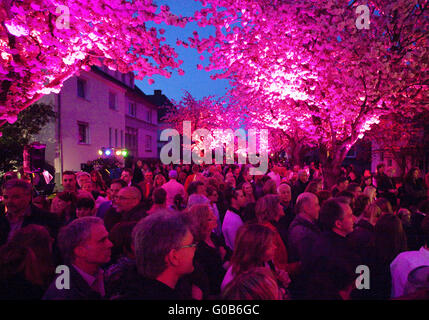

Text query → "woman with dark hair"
[50,191,77,225]
[0,225,55,299]
[402,167,427,208]
[371,214,408,299]
[90,169,107,195]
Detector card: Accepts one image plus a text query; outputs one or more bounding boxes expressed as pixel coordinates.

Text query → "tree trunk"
[319,144,349,190]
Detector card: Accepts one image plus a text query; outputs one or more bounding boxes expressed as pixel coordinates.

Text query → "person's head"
[335,191,356,209]
[225,187,246,209]
[62,171,77,192]
[375,214,407,264]
[241,182,254,197]
[406,167,420,182]
[168,170,178,181]
[57,217,112,268]
[362,203,382,226]
[305,179,323,194]
[32,195,51,212]
[363,186,377,203]
[144,171,153,183]
[2,179,32,216]
[116,186,142,213]
[353,195,370,217]
[206,185,219,203]
[374,197,393,215]
[153,174,167,188]
[316,190,332,207]
[0,224,54,286]
[347,183,362,197]
[121,168,133,185]
[336,177,349,192]
[90,170,102,184]
[109,221,137,261]
[262,178,277,195]
[403,266,429,298]
[277,183,292,204]
[231,224,276,275]
[319,198,355,236]
[298,169,309,183]
[397,208,412,227]
[76,196,96,218]
[377,163,385,175]
[81,182,93,193]
[184,204,217,243]
[186,194,209,209]
[108,179,127,202]
[76,172,91,188]
[295,192,320,222]
[187,181,205,196]
[152,187,167,206]
[133,211,195,282]
[363,175,373,186]
[255,194,283,223]
[222,267,279,300]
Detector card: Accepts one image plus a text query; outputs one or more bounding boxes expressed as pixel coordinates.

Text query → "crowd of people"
[0,160,429,300]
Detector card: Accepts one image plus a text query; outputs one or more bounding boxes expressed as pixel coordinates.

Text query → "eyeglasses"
[179,242,197,249]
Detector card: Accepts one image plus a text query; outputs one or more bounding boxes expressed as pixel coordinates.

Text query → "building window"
[115,129,118,148]
[145,135,152,152]
[146,109,152,123]
[109,128,112,147]
[77,78,87,98]
[128,102,136,117]
[109,91,117,110]
[125,127,138,156]
[78,122,89,144]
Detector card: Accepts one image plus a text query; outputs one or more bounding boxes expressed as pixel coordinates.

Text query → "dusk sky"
[135,0,231,102]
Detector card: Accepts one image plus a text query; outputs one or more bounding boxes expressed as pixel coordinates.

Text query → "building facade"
[34,66,159,184]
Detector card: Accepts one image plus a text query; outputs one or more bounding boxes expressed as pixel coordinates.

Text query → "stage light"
[122,149,128,157]
[116,150,122,156]
[98,150,103,156]
[105,149,112,156]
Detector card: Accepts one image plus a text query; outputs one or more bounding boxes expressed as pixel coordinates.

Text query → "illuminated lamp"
[121,149,128,157]
[98,150,103,156]
[116,150,122,156]
[105,149,112,156]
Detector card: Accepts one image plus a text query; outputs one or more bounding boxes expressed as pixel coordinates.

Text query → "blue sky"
[135,0,231,102]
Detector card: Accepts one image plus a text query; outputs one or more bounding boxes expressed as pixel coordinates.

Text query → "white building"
[34,66,159,184]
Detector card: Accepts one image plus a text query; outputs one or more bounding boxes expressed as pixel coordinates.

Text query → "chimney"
[154,90,162,96]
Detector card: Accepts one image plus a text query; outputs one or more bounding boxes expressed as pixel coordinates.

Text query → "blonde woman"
[363,185,377,203]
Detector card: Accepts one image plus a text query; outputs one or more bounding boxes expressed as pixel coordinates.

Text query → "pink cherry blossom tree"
[1,0,189,126]
[190,0,428,186]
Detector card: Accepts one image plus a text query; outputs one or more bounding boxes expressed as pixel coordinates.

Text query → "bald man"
[104,186,146,231]
[287,192,321,263]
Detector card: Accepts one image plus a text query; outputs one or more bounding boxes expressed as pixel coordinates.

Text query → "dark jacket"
[114,266,183,300]
[347,219,376,265]
[274,202,295,246]
[287,215,321,263]
[104,203,147,232]
[43,265,103,300]
[0,204,60,245]
[292,180,308,204]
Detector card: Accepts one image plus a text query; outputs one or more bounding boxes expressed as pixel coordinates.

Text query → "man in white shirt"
[390,215,429,298]
[222,189,247,250]
[162,170,186,207]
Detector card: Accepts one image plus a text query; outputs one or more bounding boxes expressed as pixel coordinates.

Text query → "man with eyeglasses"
[103,186,146,231]
[116,210,196,300]
[96,179,127,219]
